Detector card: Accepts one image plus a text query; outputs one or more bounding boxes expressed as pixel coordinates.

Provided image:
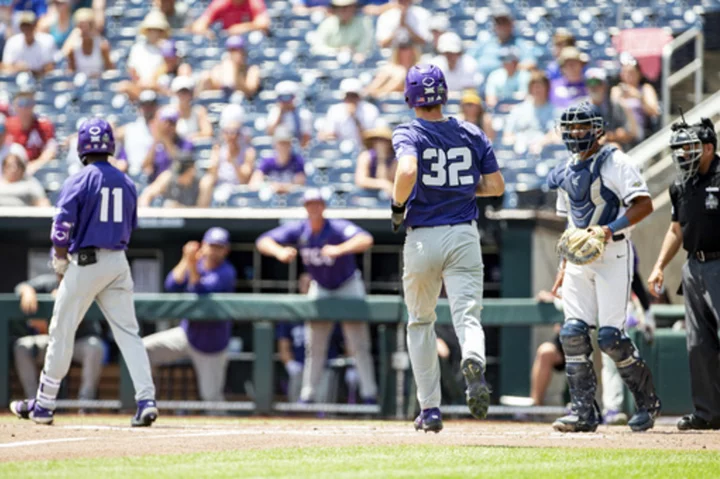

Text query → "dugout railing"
[0,294,691,416]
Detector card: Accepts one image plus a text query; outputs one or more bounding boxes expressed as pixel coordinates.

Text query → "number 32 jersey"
[392,117,499,228]
[54,162,138,253]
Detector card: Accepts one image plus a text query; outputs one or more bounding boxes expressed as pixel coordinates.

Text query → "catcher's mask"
[559,102,605,159]
[669,118,716,184]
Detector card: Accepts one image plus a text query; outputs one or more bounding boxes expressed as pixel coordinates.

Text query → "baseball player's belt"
[412,220,473,230]
[77,248,98,266]
[694,250,720,263]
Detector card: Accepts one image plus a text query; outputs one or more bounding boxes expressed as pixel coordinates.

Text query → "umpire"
[648,117,720,431]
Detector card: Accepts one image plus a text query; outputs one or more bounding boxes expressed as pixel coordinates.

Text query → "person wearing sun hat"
[355,122,396,195]
[319,78,380,149]
[549,46,589,109]
[127,10,170,86]
[459,89,495,142]
[171,75,213,141]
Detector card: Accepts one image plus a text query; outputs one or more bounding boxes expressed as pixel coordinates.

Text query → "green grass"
[1,446,719,479]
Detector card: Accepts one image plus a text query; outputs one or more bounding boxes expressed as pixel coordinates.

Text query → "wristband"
[50,221,73,247]
[391,201,406,213]
[607,216,630,234]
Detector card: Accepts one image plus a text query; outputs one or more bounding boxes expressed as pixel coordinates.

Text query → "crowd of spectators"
[0,0,665,210]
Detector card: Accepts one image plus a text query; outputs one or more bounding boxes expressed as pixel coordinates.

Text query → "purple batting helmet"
[404,64,448,108]
[77,117,115,163]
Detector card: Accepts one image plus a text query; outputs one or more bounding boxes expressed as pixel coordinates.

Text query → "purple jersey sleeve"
[188,262,237,294]
[54,176,84,225]
[392,125,418,159]
[334,219,369,242]
[164,270,188,292]
[260,221,304,246]
[258,156,274,175]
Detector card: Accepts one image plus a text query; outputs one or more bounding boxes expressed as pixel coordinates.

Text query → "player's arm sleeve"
[610,152,650,206]
[188,264,237,294]
[391,126,418,160]
[51,179,81,245]
[338,220,369,241]
[164,270,188,292]
[669,184,679,222]
[478,133,500,174]
[257,221,302,246]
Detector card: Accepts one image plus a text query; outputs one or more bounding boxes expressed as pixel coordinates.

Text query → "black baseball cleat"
[553,402,601,433]
[677,413,720,431]
[461,358,491,419]
[414,407,443,433]
[628,397,662,432]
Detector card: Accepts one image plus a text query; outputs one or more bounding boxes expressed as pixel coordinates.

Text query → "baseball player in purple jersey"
[256,189,378,404]
[391,65,505,433]
[9,118,158,427]
[143,227,237,402]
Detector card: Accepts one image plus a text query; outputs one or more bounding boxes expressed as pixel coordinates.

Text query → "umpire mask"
[669,127,703,184]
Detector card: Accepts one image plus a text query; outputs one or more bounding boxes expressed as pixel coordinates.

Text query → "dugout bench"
[0,295,690,416]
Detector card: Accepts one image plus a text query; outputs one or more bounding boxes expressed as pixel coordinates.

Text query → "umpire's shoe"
[552,402,601,433]
[414,407,443,433]
[677,413,720,431]
[131,399,159,427]
[461,358,491,419]
[9,399,54,425]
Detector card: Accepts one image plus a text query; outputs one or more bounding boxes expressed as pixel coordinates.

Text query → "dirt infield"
[1,416,720,462]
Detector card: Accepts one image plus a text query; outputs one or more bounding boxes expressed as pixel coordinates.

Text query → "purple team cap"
[303,188,325,205]
[77,117,115,158]
[160,40,177,58]
[404,64,448,108]
[203,227,230,246]
[226,35,245,51]
[158,105,179,122]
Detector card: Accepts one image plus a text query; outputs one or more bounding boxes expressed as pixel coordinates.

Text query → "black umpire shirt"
[670,154,720,256]
[14,274,102,339]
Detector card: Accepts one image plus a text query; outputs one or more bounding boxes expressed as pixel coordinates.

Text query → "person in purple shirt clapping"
[249,126,306,193]
[143,227,237,402]
[257,189,378,404]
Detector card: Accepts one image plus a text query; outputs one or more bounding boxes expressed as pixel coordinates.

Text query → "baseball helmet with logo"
[77,117,115,163]
[404,64,448,108]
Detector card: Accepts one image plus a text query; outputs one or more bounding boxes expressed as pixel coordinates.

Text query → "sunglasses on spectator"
[222,129,240,135]
[585,79,604,87]
[278,94,295,103]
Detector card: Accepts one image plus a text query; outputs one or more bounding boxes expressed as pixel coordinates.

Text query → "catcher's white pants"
[300,271,378,402]
[403,222,486,410]
[562,239,633,329]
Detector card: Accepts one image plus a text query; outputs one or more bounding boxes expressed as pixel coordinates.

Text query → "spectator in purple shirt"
[142,105,193,182]
[249,126,306,193]
[143,227,237,402]
[256,189,378,404]
[549,46,588,109]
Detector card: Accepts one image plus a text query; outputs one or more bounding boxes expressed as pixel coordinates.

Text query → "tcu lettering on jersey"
[300,248,336,267]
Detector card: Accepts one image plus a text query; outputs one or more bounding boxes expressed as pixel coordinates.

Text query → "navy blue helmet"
[559,102,605,157]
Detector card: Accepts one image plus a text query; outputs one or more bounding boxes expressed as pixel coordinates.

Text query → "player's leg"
[188,347,229,402]
[299,319,333,402]
[142,327,191,367]
[403,227,444,432]
[440,224,490,419]
[13,335,48,398]
[335,272,378,402]
[595,241,660,432]
[71,336,105,400]
[26,262,101,422]
[95,251,157,426]
[553,263,601,432]
[600,353,627,425]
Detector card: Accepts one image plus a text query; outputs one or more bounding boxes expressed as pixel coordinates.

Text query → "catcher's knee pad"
[597,326,637,366]
[559,319,593,359]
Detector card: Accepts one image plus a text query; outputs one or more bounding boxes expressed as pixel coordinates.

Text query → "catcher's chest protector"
[559,146,620,228]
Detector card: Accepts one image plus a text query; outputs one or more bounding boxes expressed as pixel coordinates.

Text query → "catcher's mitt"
[557,226,606,265]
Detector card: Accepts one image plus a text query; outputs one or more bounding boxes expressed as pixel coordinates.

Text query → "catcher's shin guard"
[598,327,661,431]
[557,319,600,429]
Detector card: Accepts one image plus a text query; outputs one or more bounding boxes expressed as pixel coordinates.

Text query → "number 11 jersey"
[392,117,499,228]
[54,161,138,253]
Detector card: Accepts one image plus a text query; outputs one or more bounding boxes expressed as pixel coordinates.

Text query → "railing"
[662,27,704,126]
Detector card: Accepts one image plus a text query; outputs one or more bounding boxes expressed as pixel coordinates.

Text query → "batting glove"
[285,360,303,377]
[391,201,406,233]
[52,256,69,275]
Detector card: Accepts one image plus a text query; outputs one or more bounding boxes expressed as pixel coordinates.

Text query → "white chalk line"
[0,437,90,448]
